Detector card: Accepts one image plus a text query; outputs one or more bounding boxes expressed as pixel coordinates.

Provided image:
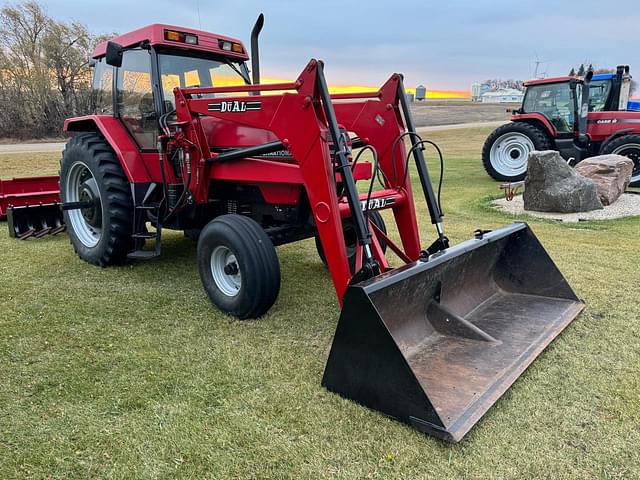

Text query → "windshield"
[588,80,612,112]
[158,52,250,109]
[522,82,575,133]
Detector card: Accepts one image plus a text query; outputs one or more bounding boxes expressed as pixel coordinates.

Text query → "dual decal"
[360,197,396,212]
[208,100,261,113]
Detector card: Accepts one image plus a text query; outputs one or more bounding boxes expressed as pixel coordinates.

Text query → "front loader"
[1,17,584,442]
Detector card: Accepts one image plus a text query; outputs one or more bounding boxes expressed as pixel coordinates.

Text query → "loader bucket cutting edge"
[322,222,584,442]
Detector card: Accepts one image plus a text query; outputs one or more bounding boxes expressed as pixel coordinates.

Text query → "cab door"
[523,82,576,135]
[115,49,158,150]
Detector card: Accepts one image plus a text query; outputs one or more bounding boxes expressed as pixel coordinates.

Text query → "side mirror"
[105,41,123,68]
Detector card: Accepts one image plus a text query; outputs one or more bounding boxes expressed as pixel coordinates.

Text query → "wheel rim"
[65,162,102,247]
[210,246,242,297]
[490,132,535,177]
[611,143,640,183]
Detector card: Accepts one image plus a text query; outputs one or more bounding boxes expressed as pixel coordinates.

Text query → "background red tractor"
[483,66,640,186]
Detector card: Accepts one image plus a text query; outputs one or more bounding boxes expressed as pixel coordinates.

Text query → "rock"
[575,154,633,205]
[523,150,603,213]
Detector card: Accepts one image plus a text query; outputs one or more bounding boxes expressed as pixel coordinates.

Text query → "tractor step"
[136,203,161,210]
[126,195,163,260]
[127,250,160,260]
[131,232,157,239]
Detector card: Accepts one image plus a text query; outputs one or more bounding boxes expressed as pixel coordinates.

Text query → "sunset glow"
[260,77,470,99]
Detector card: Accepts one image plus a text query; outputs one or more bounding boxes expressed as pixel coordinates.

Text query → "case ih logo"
[360,197,396,211]
[208,101,261,113]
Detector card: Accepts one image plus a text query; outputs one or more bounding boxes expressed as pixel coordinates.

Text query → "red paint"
[0,176,60,219]
[170,60,425,301]
[13,54,433,305]
[92,24,249,61]
[510,113,559,137]
[65,116,153,182]
[585,111,640,141]
[524,76,573,87]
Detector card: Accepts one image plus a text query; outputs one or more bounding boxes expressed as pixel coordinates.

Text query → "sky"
[37,0,640,93]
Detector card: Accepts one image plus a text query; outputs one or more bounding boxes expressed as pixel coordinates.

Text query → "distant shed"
[481,88,524,104]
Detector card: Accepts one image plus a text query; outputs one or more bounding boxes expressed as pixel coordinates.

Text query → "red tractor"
[1,16,584,442]
[483,66,640,185]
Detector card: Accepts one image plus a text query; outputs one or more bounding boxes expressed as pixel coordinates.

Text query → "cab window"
[158,52,249,109]
[522,83,575,133]
[92,58,114,114]
[589,80,612,112]
[116,49,157,149]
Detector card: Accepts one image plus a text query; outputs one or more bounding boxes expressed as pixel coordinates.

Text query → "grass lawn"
[1,127,639,479]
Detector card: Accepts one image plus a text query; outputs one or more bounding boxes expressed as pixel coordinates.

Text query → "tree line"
[0,1,113,139]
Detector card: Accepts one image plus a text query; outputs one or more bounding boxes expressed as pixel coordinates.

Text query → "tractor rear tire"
[315,210,387,272]
[60,133,134,266]
[600,134,640,187]
[197,214,280,319]
[482,122,552,182]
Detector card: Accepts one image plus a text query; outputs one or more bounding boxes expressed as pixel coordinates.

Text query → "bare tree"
[43,20,93,117]
[0,1,111,139]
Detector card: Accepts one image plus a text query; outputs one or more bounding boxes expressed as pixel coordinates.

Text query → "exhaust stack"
[250,13,264,85]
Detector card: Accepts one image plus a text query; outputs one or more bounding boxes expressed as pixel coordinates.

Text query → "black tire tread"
[600,134,640,186]
[60,133,133,266]
[197,214,280,319]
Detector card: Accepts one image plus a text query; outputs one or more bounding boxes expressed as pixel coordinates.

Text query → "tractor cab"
[517,66,633,135]
[90,25,251,149]
[520,78,579,133]
[588,67,633,112]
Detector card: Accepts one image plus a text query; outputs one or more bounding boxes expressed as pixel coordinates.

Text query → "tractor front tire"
[197,214,280,319]
[482,122,552,182]
[60,133,134,266]
[600,134,640,187]
[315,210,387,272]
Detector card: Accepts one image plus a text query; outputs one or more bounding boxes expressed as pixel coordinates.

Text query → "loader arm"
[170,59,437,302]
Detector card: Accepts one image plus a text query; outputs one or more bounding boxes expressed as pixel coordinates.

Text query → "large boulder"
[575,154,633,205]
[523,150,603,213]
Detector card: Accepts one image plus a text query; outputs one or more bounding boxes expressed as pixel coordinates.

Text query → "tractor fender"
[64,115,152,183]
[510,113,558,138]
[600,128,635,151]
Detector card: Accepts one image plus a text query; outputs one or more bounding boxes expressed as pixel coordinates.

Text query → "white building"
[481,88,524,104]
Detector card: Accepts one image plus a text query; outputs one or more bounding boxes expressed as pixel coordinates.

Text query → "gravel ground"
[492,193,640,222]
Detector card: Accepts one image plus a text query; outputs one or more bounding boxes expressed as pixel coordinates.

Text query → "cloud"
[40,0,640,89]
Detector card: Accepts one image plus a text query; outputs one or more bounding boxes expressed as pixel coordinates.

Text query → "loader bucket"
[7,203,65,239]
[322,222,584,442]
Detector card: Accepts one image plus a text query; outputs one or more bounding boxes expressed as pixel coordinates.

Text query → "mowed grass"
[1,128,639,479]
